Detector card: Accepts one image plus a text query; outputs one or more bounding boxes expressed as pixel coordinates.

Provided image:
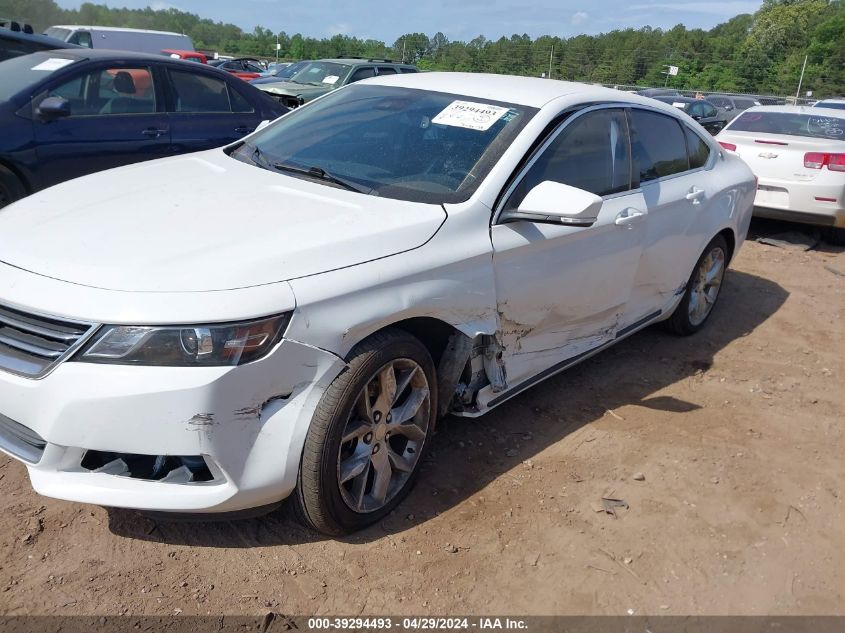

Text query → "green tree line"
[3,0,843,96]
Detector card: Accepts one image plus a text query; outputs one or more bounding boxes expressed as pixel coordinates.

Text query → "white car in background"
[814,99,845,111]
[0,74,755,534]
[717,105,845,244]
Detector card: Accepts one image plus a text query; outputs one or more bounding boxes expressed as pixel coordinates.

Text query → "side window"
[169,70,231,113]
[228,85,254,113]
[377,66,398,75]
[399,67,418,73]
[348,67,376,83]
[703,103,717,118]
[244,63,264,73]
[505,108,631,210]
[688,103,704,118]
[47,67,155,115]
[709,97,727,108]
[685,127,710,170]
[629,109,689,183]
[68,31,92,48]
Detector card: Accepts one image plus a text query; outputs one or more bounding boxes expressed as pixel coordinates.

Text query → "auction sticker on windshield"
[432,100,510,131]
[31,58,75,72]
[322,75,339,84]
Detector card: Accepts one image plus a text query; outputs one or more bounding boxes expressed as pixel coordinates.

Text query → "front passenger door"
[33,64,170,191]
[490,107,647,391]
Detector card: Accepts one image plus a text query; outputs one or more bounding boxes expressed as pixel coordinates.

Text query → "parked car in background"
[44,25,194,54]
[758,96,787,106]
[208,57,264,80]
[250,59,309,86]
[162,49,207,63]
[262,61,290,75]
[256,57,417,108]
[636,88,680,98]
[705,94,761,121]
[1,26,80,62]
[652,96,727,135]
[0,74,754,534]
[814,99,845,111]
[0,49,286,208]
[717,106,845,244]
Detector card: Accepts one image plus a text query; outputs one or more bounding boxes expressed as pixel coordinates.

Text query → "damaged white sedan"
[0,73,755,534]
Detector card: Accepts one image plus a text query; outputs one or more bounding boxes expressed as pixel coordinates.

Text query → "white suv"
[0,73,755,534]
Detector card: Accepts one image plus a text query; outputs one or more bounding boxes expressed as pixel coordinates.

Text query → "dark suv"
[256,57,418,108]
[704,94,761,122]
[652,96,727,135]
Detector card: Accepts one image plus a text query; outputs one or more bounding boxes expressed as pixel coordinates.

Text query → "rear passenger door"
[32,63,170,190]
[164,68,262,153]
[625,107,717,319]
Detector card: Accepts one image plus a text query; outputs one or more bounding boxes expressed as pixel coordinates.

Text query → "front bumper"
[0,338,345,513]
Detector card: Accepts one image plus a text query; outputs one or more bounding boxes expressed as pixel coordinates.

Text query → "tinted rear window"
[629,109,689,183]
[728,111,845,140]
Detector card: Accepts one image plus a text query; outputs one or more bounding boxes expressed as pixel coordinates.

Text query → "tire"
[665,234,729,336]
[295,328,437,535]
[822,226,845,246]
[0,166,25,210]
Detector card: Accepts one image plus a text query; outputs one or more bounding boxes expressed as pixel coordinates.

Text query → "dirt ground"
[1,219,844,617]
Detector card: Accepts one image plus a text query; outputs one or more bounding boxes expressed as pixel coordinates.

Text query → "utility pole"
[275,34,279,63]
[548,45,554,79]
[402,39,406,63]
[795,54,808,101]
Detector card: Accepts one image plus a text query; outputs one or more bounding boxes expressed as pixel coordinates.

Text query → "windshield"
[233,84,536,204]
[275,61,306,79]
[727,111,845,140]
[288,61,350,86]
[43,27,71,41]
[0,52,80,101]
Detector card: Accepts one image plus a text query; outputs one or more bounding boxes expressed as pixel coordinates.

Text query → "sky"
[53,0,765,43]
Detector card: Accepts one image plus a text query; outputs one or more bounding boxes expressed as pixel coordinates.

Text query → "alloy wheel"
[688,246,726,326]
[337,358,431,513]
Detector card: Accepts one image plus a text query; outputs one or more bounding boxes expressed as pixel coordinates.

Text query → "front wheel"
[665,234,728,336]
[295,329,437,535]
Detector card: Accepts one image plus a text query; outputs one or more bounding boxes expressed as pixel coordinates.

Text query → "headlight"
[75,314,290,367]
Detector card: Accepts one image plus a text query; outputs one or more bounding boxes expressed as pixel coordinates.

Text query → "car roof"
[362,72,683,110]
[20,48,197,63]
[319,57,412,66]
[742,105,845,117]
[817,98,845,104]
[0,29,81,48]
[48,25,186,36]
[653,96,700,104]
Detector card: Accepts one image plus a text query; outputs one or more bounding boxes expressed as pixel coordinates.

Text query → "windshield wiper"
[272,162,373,195]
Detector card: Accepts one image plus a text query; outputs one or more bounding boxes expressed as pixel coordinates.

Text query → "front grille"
[0,303,96,378]
[0,412,46,463]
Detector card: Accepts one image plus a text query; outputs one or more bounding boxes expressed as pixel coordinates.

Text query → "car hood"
[0,151,446,293]
[258,81,332,96]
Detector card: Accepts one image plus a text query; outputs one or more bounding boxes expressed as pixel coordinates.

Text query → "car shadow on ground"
[107,266,788,547]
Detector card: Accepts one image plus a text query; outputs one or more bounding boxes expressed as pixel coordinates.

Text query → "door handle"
[686,187,705,204]
[234,126,254,134]
[615,208,646,226]
[141,128,167,138]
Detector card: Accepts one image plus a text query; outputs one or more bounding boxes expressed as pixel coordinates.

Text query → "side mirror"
[36,96,71,120]
[255,119,271,131]
[500,181,602,227]
[724,104,733,111]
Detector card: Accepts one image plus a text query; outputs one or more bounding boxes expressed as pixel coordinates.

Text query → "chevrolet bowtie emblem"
[758,152,778,159]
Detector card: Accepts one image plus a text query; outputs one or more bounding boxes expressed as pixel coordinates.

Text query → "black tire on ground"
[664,234,729,336]
[0,165,25,209]
[822,226,845,247]
[294,328,437,535]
